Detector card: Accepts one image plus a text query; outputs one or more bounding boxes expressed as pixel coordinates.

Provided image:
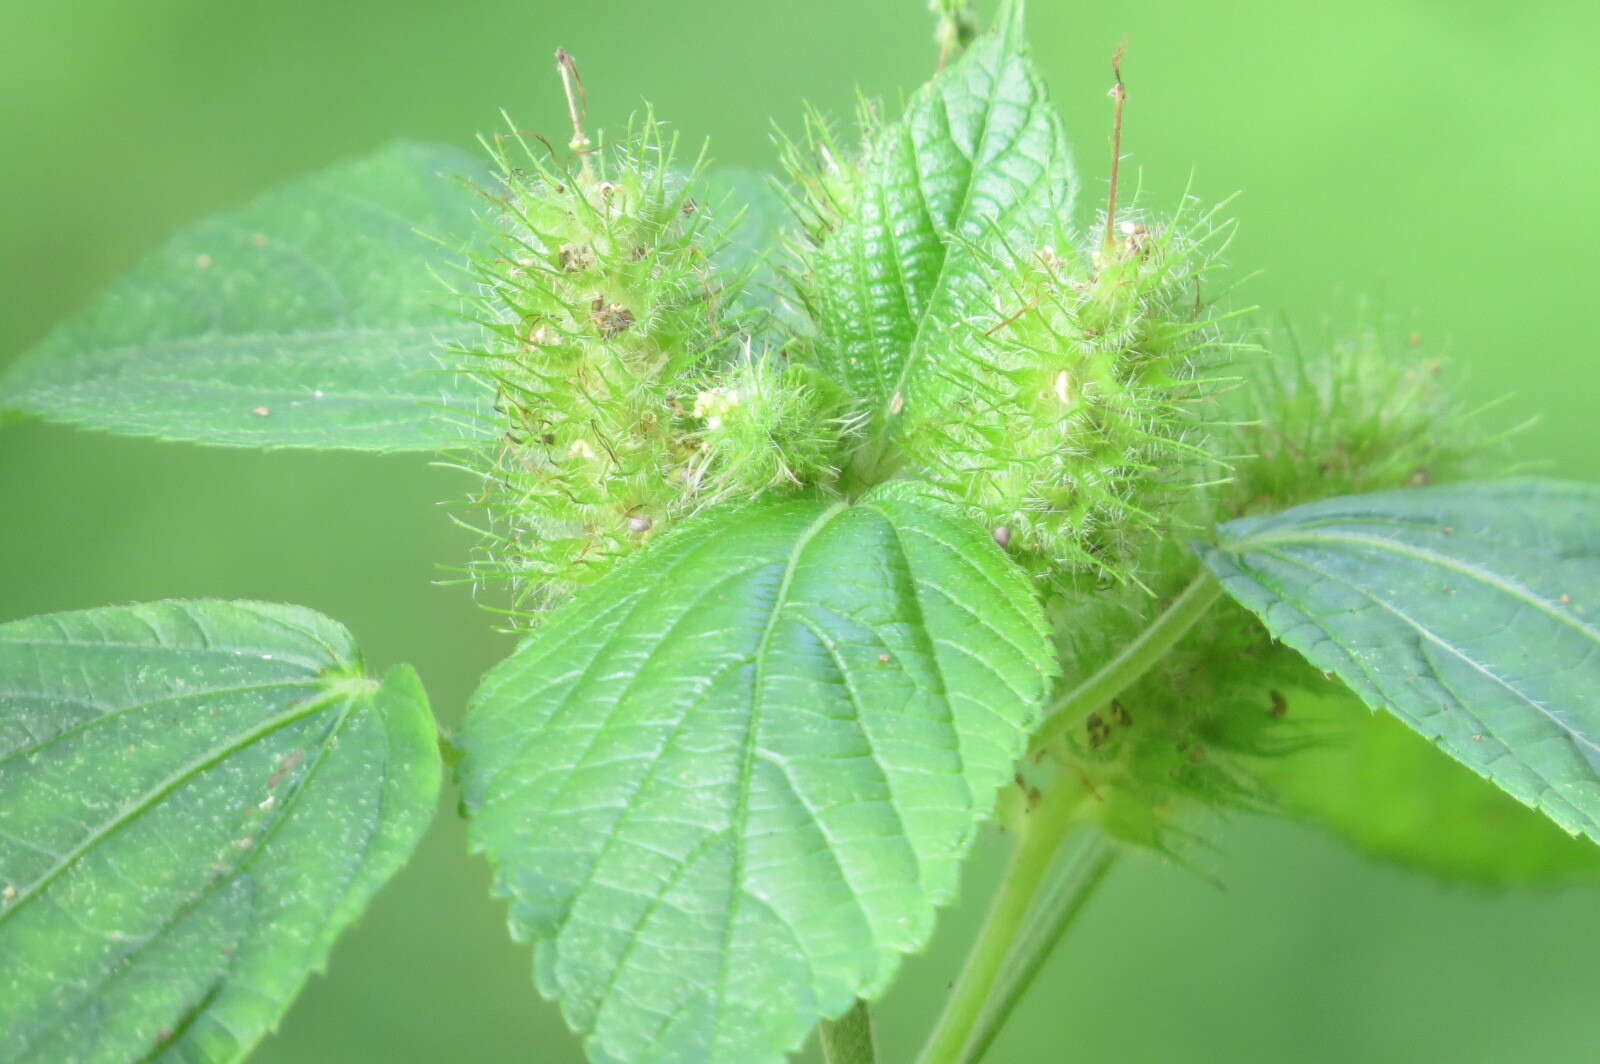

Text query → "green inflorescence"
[775,89,1239,591]
[899,201,1243,588]
[463,40,1488,856]
[1030,317,1489,853]
[1225,317,1485,515]
[460,116,849,614]
[1035,560,1334,854]
[684,354,857,507]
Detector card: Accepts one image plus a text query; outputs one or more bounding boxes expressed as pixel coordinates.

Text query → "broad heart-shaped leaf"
[0,141,494,451]
[457,487,1055,1064]
[1262,690,1600,885]
[0,600,440,1062]
[804,3,1073,427]
[1196,478,1600,846]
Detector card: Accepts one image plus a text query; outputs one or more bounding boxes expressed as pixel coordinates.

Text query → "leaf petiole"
[960,832,1118,1064]
[914,778,1094,1064]
[1030,570,1223,755]
[919,570,1222,1064]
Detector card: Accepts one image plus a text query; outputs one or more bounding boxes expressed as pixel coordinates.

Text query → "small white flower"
[693,387,742,431]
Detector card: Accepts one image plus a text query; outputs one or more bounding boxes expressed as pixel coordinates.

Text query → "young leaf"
[0,599,440,1062]
[1196,478,1600,845]
[457,488,1054,1064]
[798,3,1073,430]
[1262,691,1600,885]
[0,142,494,451]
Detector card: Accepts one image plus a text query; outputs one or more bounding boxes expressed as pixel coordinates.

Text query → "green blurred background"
[4,0,1599,1060]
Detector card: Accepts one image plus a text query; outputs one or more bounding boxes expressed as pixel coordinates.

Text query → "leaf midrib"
[872,72,1004,434]
[713,500,849,1050]
[6,684,383,1062]
[0,678,316,769]
[47,322,475,356]
[1221,542,1600,839]
[1248,544,1597,748]
[0,686,355,926]
[1229,526,1600,642]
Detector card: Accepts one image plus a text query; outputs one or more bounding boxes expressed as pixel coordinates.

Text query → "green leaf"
[457,487,1054,1064]
[804,4,1073,425]
[701,167,790,332]
[0,141,494,451]
[1262,690,1600,885]
[0,599,440,1061]
[1197,478,1600,847]
[701,167,787,282]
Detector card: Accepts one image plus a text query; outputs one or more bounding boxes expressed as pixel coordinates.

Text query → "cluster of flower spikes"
[1028,317,1488,856]
[461,116,847,615]
[764,55,1489,860]
[1223,316,1486,515]
[901,198,1242,591]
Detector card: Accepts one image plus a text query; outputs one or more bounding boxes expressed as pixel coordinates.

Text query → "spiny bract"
[1224,317,1485,515]
[459,117,846,614]
[899,202,1242,588]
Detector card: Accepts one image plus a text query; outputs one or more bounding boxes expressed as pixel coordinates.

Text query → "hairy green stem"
[961,834,1118,1064]
[917,571,1221,1064]
[1031,571,1223,753]
[914,780,1089,1064]
[820,999,877,1064]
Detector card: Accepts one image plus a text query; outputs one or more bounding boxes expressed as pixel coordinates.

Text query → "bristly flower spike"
[459,49,851,620]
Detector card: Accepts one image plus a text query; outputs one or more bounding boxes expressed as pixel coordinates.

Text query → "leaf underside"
[0,600,440,1062]
[458,488,1054,1064]
[1263,690,1600,885]
[804,5,1073,426]
[0,141,495,452]
[1199,478,1600,846]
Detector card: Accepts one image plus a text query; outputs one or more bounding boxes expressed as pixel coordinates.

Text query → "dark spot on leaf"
[268,749,306,790]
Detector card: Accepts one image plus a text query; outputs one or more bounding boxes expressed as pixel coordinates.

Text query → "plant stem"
[820,999,877,1064]
[1031,571,1223,754]
[914,780,1088,1064]
[916,571,1221,1064]
[961,834,1118,1064]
